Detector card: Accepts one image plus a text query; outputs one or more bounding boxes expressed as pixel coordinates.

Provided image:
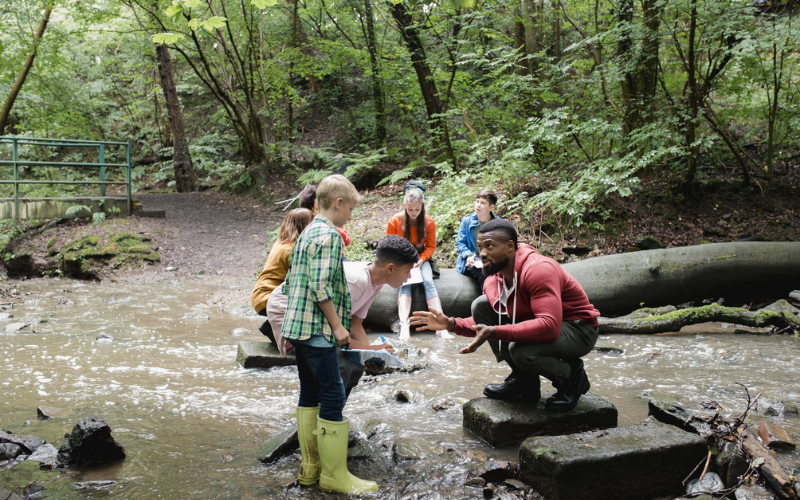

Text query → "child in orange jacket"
[386,183,452,340]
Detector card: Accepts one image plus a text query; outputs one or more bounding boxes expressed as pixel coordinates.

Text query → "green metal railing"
[0,136,131,219]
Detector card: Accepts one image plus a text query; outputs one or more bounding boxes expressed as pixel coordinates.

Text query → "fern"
[377,166,416,186]
[92,212,107,224]
[66,205,91,216]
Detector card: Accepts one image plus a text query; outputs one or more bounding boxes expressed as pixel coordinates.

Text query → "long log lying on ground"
[363,242,800,331]
[598,301,800,334]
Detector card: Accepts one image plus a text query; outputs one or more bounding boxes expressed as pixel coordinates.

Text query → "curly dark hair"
[375,235,418,266]
[298,185,317,211]
[479,218,517,249]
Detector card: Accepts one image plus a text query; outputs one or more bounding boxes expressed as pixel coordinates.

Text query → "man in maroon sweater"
[410,219,601,411]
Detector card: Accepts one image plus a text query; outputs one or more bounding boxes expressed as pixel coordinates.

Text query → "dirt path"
[114,192,297,307]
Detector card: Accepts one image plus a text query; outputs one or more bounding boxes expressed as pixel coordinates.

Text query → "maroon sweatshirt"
[452,243,600,343]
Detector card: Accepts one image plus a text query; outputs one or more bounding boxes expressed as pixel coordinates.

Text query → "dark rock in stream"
[236,341,296,369]
[392,438,430,462]
[715,441,749,487]
[463,392,618,447]
[788,290,800,307]
[22,481,46,499]
[0,431,46,454]
[519,421,708,500]
[0,443,23,460]
[255,427,298,464]
[647,398,704,434]
[56,417,126,466]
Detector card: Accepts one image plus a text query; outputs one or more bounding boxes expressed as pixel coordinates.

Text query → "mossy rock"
[128,244,153,254]
[47,237,59,256]
[142,252,160,262]
[109,232,141,244]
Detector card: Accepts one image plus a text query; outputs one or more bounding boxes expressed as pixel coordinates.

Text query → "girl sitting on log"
[251,207,314,342]
[386,181,453,340]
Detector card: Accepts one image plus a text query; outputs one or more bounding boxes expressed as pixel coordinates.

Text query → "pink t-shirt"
[344,262,384,319]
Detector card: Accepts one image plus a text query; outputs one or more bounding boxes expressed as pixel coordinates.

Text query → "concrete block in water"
[256,427,298,463]
[519,422,707,500]
[236,341,296,369]
[462,392,617,447]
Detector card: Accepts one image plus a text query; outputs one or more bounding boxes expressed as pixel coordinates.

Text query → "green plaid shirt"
[280,215,351,344]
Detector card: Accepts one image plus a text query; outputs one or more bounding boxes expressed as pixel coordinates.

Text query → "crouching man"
[410,219,601,411]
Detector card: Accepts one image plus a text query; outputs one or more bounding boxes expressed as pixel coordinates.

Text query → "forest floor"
[1,165,798,312]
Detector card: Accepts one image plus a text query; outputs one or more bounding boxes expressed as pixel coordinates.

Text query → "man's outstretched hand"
[409,308,451,331]
[458,324,495,354]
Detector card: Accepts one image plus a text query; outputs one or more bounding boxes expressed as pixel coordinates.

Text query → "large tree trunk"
[682,0,700,191]
[0,7,52,135]
[616,0,640,133]
[155,43,197,192]
[363,0,386,148]
[388,1,455,163]
[364,242,800,330]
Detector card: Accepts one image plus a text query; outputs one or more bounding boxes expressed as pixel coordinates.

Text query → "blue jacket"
[455,211,499,274]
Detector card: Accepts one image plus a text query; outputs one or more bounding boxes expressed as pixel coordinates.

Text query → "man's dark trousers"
[471,295,598,383]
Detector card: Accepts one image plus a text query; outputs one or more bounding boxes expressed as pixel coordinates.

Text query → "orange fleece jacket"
[386,213,436,262]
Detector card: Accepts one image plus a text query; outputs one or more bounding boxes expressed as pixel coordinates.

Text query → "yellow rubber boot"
[313,417,379,493]
[295,406,321,485]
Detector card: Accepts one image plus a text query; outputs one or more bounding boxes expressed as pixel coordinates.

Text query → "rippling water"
[1,277,798,498]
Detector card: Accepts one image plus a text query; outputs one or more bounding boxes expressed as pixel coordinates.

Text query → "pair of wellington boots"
[397,295,454,340]
[295,406,378,493]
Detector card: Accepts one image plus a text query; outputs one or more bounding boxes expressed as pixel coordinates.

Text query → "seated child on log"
[386,181,452,340]
[251,207,313,342]
[455,189,499,289]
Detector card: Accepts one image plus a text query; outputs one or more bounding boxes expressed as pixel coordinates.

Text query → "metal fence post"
[99,144,106,197]
[13,137,19,219]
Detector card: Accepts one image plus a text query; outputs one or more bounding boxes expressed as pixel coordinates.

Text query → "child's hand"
[466,254,475,268]
[380,343,395,355]
[332,325,351,347]
[414,259,424,268]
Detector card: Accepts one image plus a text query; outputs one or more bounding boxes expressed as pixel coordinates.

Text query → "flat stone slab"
[462,392,618,447]
[256,427,298,463]
[236,341,296,369]
[519,421,708,500]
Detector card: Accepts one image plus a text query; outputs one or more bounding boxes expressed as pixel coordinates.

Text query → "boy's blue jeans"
[398,260,438,299]
[294,343,346,421]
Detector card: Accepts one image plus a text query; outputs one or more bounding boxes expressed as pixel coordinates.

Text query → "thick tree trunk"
[364,242,800,330]
[639,0,661,123]
[682,0,700,190]
[0,7,52,135]
[616,0,640,133]
[388,1,455,163]
[156,43,197,192]
[363,0,385,148]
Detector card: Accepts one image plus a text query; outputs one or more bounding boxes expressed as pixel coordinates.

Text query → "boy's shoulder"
[297,218,339,247]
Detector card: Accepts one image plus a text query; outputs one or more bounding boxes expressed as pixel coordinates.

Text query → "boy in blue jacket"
[456,189,498,288]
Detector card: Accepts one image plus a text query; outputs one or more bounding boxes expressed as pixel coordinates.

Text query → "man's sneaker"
[545,360,590,412]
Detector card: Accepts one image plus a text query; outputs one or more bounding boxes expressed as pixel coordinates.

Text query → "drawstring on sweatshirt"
[496,271,517,352]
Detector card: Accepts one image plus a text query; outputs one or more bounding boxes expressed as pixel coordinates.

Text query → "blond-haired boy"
[280,174,377,493]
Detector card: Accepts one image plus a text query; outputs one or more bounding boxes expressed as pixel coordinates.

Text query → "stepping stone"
[256,427,298,463]
[236,341,296,369]
[519,421,707,500]
[462,392,618,447]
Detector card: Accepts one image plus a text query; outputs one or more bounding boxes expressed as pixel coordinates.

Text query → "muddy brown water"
[1,277,799,499]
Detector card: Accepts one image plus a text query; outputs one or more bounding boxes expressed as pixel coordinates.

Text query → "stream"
[1,277,799,499]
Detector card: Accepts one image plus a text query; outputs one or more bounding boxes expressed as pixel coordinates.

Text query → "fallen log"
[598,300,800,334]
[741,432,799,500]
[364,242,800,331]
